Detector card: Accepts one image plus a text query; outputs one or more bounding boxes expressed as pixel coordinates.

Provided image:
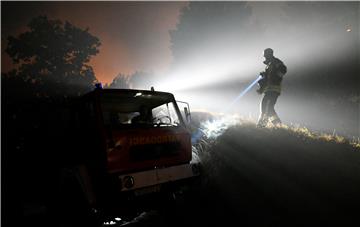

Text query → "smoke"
[157,2,359,138]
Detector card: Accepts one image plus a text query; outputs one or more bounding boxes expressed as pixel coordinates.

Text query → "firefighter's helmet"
[263,48,274,58]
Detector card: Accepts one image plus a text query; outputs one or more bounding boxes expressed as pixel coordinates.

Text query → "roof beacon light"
[95,83,103,89]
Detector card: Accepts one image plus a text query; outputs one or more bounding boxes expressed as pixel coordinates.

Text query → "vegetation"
[190,117,360,227]
[128,71,159,90]
[104,73,130,89]
[3,16,101,227]
[118,117,360,227]
[4,15,100,97]
[104,71,159,90]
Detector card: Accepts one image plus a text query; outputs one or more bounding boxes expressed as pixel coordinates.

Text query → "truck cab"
[65,87,199,218]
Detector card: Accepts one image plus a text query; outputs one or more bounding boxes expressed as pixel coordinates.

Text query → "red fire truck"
[57,87,200,225]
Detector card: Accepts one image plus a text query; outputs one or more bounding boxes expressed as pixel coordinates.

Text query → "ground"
[99,119,360,227]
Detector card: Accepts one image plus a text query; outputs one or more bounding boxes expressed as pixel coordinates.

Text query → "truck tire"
[55,167,102,227]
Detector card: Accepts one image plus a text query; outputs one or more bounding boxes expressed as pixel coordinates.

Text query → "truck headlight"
[123,176,135,189]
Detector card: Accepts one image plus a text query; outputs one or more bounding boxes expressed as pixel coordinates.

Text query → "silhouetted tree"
[5,15,101,97]
[106,73,130,89]
[3,16,102,188]
[170,2,252,66]
[129,71,157,90]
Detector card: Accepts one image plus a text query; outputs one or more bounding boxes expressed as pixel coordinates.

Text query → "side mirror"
[177,100,191,125]
[184,107,191,123]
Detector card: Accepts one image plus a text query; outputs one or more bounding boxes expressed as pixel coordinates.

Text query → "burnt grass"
[148,122,360,227]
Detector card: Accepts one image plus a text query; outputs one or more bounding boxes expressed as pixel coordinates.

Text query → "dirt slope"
[147,120,360,227]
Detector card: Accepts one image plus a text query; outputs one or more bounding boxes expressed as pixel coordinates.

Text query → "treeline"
[2,16,101,226]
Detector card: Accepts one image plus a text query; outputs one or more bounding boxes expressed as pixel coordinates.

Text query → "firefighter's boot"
[257,114,268,128]
[270,115,282,126]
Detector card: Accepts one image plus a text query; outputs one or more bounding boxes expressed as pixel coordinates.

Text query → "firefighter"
[257,48,287,127]
[132,105,153,124]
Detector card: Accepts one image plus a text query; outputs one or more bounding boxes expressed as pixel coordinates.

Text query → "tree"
[129,71,157,90]
[5,15,101,96]
[106,73,130,89]
[170,2,253,66]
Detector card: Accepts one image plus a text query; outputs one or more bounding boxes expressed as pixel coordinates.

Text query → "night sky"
[2,1,187,84]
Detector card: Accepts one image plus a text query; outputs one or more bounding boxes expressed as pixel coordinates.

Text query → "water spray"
[225,75,262,113]
[191,75,262,144]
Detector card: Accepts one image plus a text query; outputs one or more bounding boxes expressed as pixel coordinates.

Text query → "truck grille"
[129,142,181,161]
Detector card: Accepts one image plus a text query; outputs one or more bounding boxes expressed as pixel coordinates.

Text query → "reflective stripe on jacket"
[263,57,286,94]
[264,84,281,93]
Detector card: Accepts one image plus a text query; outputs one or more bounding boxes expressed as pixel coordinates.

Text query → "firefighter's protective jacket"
[261,57,287,94]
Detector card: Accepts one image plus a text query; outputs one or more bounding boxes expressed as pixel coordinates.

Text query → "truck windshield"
[100,92,182,127]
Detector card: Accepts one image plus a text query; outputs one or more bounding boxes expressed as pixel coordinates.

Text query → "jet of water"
[225,75,262,112]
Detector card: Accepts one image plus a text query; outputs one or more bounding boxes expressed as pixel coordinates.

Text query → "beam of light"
[191,129,205,145]
[224,75,262,113]
[191,114,242,146]
[154,54,258,93]
[190,76,261,145]
[201,117,229,138]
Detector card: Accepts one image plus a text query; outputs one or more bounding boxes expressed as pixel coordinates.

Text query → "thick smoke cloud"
[163,2,359,138]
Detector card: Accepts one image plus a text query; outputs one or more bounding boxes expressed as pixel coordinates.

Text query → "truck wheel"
[56,167,103,227]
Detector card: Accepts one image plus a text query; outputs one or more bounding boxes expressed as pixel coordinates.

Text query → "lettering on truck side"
[129,135,180,146]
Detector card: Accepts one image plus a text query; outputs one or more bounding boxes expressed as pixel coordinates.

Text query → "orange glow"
[89,35,135,84]
[2,2,187,85]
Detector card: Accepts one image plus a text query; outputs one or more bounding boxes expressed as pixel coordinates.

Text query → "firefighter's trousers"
[257,91,281,126]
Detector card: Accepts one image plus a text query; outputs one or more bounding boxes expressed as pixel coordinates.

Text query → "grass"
[182,114,360,227]
[94,114,360,227]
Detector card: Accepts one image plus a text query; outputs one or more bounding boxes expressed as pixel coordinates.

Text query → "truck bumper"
[117,162,200,192]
